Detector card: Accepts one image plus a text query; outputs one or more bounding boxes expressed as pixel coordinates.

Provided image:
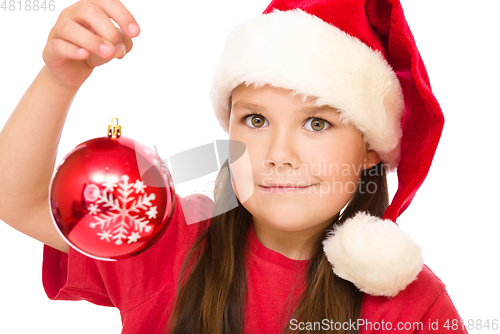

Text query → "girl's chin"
[252,218,331,234]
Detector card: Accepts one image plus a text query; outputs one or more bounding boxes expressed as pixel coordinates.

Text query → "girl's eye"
[244,114,268,128]
[304,117,331,132]
[243,114,331,133]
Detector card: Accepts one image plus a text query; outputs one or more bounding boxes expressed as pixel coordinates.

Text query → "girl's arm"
[0,67,78,253]
[0,0,139,253]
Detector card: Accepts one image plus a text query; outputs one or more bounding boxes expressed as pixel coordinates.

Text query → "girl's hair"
[166,160,388,334]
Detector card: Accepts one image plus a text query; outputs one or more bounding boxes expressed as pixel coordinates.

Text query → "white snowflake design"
[87,174,158,245]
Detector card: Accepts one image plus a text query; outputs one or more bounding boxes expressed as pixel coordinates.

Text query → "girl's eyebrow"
[231,101,265,113]
[302,105,340,115]
[231,101,339,115]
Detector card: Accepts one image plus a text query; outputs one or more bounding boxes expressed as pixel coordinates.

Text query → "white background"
[0,0,499,333]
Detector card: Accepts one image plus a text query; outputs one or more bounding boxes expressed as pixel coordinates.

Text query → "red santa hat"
[210,0,444,297]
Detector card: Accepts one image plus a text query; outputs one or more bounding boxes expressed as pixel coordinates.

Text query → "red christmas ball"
[49,123,175,261]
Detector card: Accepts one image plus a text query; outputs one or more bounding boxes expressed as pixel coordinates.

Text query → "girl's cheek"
[229,149,255,203]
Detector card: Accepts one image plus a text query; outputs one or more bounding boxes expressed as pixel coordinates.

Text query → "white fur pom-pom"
[322,212,424,297]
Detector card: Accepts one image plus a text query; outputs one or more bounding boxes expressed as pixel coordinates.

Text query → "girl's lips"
[259,184,314,194]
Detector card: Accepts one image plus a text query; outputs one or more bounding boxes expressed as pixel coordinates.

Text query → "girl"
[0,0,470,333]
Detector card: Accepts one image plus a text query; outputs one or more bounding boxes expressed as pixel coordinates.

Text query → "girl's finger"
[44,38,89,62]
[71,3,123,47]
[53,18,116,59]
[115,28,133,59]
[86,0,140,38]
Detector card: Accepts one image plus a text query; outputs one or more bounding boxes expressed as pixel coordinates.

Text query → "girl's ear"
[363,149,381,170]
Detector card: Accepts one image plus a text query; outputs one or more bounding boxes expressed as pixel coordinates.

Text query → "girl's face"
[228,84,380,237]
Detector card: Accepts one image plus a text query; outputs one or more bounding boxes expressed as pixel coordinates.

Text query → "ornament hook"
[108,118,122,139]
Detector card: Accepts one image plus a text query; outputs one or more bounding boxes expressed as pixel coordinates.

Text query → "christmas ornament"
[49,118,175,261]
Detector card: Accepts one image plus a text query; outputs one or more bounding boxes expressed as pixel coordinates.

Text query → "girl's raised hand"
[42,0,140,88]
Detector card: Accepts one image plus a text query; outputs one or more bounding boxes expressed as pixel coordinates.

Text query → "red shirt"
[43,193,467,333]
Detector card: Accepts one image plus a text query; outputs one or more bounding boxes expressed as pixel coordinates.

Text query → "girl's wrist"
[40,65,84,94]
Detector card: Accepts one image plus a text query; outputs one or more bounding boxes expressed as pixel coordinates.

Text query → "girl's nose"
[263,131,301,170]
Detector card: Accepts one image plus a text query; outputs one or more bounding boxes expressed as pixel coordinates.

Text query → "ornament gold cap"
[108,118,121,139]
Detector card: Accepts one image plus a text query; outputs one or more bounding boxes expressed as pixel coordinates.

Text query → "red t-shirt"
[43,193,467,333]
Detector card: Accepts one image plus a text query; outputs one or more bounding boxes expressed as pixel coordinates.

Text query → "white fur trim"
[210,9,404,170]
[322,212,423,297]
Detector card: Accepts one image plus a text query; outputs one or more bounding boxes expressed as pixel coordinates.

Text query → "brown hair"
[166,160,388,334]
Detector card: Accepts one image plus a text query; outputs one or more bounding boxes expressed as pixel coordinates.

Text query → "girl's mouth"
[259,184,315,194]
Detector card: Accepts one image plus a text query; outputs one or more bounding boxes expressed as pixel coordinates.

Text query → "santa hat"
[210,0,443,298]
